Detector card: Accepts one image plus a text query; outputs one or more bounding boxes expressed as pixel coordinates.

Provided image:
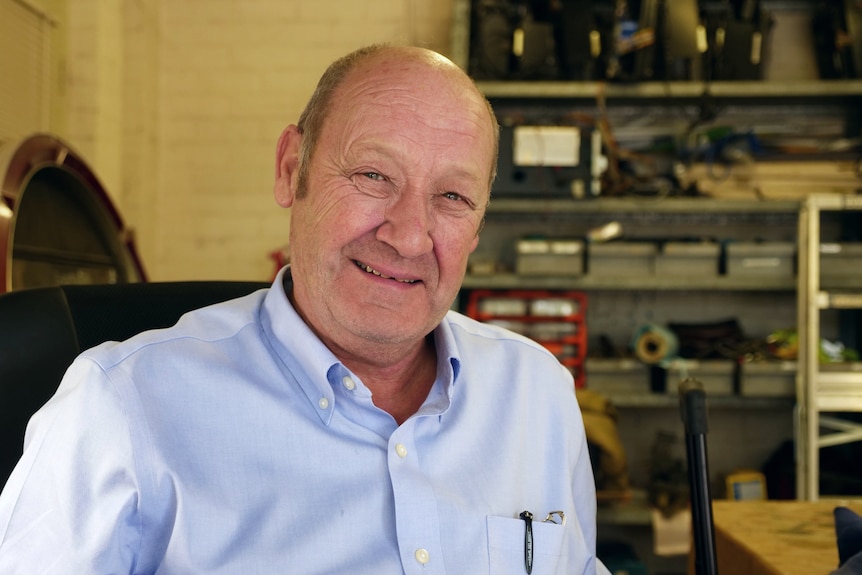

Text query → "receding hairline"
[295,44,500,195]
[322,45,491,119]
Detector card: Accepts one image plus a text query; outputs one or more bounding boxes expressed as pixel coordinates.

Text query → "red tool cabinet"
[465,289,588,387]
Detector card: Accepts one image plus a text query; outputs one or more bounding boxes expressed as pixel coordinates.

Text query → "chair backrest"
[0,280,269,490]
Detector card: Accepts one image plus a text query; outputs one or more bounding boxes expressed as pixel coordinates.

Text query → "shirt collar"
[261,267,340,425]
[432,312,462,396]
[261,267,464,424]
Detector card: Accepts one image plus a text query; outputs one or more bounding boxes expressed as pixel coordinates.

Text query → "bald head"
[294,45,499,198]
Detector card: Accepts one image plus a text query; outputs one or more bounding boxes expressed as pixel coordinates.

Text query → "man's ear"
[468,232,480,254]
[274,124,303,207]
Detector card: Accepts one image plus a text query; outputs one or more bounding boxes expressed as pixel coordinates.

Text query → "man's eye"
[364,172,385,181]
[443,191,463,201]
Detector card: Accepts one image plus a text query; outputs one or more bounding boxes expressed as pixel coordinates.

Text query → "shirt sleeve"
[0,356,152,574]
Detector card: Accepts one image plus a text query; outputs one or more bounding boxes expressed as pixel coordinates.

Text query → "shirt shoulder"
[82,289,268,368]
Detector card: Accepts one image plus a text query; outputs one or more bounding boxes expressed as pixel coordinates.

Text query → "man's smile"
[353,260,420,284]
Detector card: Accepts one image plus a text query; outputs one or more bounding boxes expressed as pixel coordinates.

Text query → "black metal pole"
[679,377,719,575]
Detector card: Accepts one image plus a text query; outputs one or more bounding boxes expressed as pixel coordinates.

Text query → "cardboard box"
[516,239,584,276]
[589,242,657,277]
[740,361,796,397]
[821,243,862,279]
[656,242,720,277]
[726,242,795,278]
[585,358,650,394]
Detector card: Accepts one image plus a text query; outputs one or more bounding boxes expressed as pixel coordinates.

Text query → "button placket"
[389,422,445,574]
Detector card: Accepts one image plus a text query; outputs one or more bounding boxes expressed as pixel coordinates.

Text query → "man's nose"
[376,189,434,258]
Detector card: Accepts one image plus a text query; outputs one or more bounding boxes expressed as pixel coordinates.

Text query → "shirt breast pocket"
[487,514,582,575]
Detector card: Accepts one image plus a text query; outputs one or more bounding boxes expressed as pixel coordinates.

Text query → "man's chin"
[337,307,439,345]
[350,319,430,346]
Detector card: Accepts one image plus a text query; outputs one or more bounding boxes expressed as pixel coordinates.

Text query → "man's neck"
[282,269,439,424]
[338,334,438,425]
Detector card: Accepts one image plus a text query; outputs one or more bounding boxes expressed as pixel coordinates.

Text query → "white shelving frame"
[796,193,862,500]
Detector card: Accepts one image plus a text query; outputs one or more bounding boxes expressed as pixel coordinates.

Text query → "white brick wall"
[57,0,453,282]
[63,0,123,200]
[120,0,160,278]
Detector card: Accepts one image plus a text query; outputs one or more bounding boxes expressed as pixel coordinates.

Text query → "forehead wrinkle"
[346,136,486,193]
[381,91,492,155]
[336,55,491,127]
[325,55,496,187]
[338,96,489,170]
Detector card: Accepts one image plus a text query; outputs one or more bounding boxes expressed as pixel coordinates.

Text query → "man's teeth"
[356,261,417,284]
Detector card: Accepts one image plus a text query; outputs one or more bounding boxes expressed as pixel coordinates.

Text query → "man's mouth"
[354,260,419,284]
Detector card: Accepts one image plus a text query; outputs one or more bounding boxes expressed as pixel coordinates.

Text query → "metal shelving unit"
[476,80,862,101]
[796,194,862,500]
[466,197,800,291]
[482,198,801,214]
[601,391,794,410]
[463,273,795,291]
[451,10,862,574]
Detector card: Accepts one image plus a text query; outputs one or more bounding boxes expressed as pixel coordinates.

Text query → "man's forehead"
[319,49,496,180]
[329,70,487,136]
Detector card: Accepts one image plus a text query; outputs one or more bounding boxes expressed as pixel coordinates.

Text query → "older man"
[0,45,608,574]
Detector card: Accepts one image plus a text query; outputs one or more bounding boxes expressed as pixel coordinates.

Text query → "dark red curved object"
[0,133,146,293]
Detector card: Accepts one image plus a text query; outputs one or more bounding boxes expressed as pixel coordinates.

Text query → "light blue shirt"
[0,269,608,574]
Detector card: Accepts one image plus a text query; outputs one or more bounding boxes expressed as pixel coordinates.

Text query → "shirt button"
[414,548,430,564]
[318,397,329,410]
[342,376,356,391]
[395,443,408,458]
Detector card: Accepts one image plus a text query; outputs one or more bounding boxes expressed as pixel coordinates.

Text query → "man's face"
[285,55,495,356]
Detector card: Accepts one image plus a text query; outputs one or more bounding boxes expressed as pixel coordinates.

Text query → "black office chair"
[0,280,269,490]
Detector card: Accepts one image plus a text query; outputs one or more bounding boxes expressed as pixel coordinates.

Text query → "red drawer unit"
[465,289,588,387]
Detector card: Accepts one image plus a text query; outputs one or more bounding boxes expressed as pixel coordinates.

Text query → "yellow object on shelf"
[726,469,767,500]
